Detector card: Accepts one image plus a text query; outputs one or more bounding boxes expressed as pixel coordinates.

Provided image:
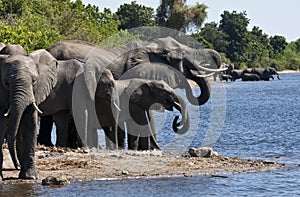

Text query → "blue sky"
[82,0,300,42]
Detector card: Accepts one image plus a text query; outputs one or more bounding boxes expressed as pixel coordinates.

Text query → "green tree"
[156,0,207,32]
[197,22,229,52]
[242,26,271,67]
[269,35,288,57]
[0,0,120,51]
[219,11,250,62]
[116,1,155,30]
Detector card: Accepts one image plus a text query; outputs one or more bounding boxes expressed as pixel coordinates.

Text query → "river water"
[1,73,299,196]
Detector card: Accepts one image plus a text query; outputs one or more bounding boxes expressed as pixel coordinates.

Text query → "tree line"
[1,0,299,70]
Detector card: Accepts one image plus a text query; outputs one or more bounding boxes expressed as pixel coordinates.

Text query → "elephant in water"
[251,67,280,81]
[241,73,260,81]
[94,69,189,150]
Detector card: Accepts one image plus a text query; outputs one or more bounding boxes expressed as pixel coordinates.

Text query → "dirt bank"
[1,146,285,185]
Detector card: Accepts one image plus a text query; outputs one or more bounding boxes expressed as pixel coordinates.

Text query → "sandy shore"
[0,146,285,185]
[278,69,300,74]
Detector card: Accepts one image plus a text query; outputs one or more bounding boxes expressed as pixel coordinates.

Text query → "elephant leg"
[87,127,99,148]
[18,107,37,180]
[66,115,83,148]
[53,111,69,147]
[138,111,159,150]
[37,115,54,146]
[117,126,126,149]
[126,121,139,150]
[0,117,6,180]
[103,127,116,150]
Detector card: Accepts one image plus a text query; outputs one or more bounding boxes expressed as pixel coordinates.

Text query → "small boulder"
[42,176,69,186]
[188,147,218,158]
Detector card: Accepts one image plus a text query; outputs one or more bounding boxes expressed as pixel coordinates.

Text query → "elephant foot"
[19,167,38,180]
[37,138,54,147]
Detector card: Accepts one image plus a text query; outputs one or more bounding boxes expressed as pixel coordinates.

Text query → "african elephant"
[0,52,57,180]
[39,37,225,148]
[95,73,189,150]
[0,44,27,55]
[229,69,244,81]
[241,73,260,81]
[220,74,233,82]
[29,50,114,149]
[251,67,280,81]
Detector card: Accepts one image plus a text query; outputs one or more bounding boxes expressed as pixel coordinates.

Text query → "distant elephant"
[229,69,244,81]
[0,52,57,180]
[0,44,27,55]
[241,73,260,81]
[251,67,280,81]
[95,74,189,150]
[40,37,225,148]
[220,74,233,82]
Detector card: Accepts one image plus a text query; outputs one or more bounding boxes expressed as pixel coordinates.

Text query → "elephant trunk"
[185,73,211,106]
[275,71,281,80]
[6,83,35,170]
[172,94,190,134]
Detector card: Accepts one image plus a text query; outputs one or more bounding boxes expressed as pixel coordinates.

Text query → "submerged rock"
[42,176,69,186]
[188,147,218,158]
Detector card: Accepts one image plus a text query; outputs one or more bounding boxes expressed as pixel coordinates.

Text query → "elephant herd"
[220,64,281,82]
[0,37,226,180]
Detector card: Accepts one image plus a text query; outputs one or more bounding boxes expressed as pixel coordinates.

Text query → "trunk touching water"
[172,94,190,134]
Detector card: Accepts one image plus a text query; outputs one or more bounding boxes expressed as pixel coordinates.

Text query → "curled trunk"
[185,73,211,106]
[172,94,190,134]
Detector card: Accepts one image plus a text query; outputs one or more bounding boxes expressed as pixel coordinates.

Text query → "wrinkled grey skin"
[0,52,57,180]
[30,50,112,149]
[40,37,221,149]
[95,74,190,150]
[241,73,260,81]
[0,44,27,56]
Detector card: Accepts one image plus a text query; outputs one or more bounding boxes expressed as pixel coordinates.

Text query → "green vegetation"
[0,0,299,70]
[192,10,300,70]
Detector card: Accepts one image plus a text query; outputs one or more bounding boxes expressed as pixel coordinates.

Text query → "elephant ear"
[29,49,58,105]
[83,56,110,99]
[125,79,150,104]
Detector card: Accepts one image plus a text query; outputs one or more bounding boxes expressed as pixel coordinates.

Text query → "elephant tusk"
[196,72,216,78]
[32,102,43,114]
[4,108,10,117]
[113,101,121,112]
[198,64,228,72]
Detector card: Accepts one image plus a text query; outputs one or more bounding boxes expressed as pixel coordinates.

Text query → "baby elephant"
[95,71,190,150]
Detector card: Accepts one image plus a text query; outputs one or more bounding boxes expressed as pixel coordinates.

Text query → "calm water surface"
[1,73,299,196]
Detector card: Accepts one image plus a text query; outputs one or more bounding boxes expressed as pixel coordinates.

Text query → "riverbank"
[1,146,285,185]
[278,69,300,74]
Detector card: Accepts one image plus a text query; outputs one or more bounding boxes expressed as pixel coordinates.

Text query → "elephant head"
[268,67,280,80]
[0,50,58,171]
[120,62,205,108]
[126,37,226,106]
[0,44,27,55]
[126,79,190,134]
